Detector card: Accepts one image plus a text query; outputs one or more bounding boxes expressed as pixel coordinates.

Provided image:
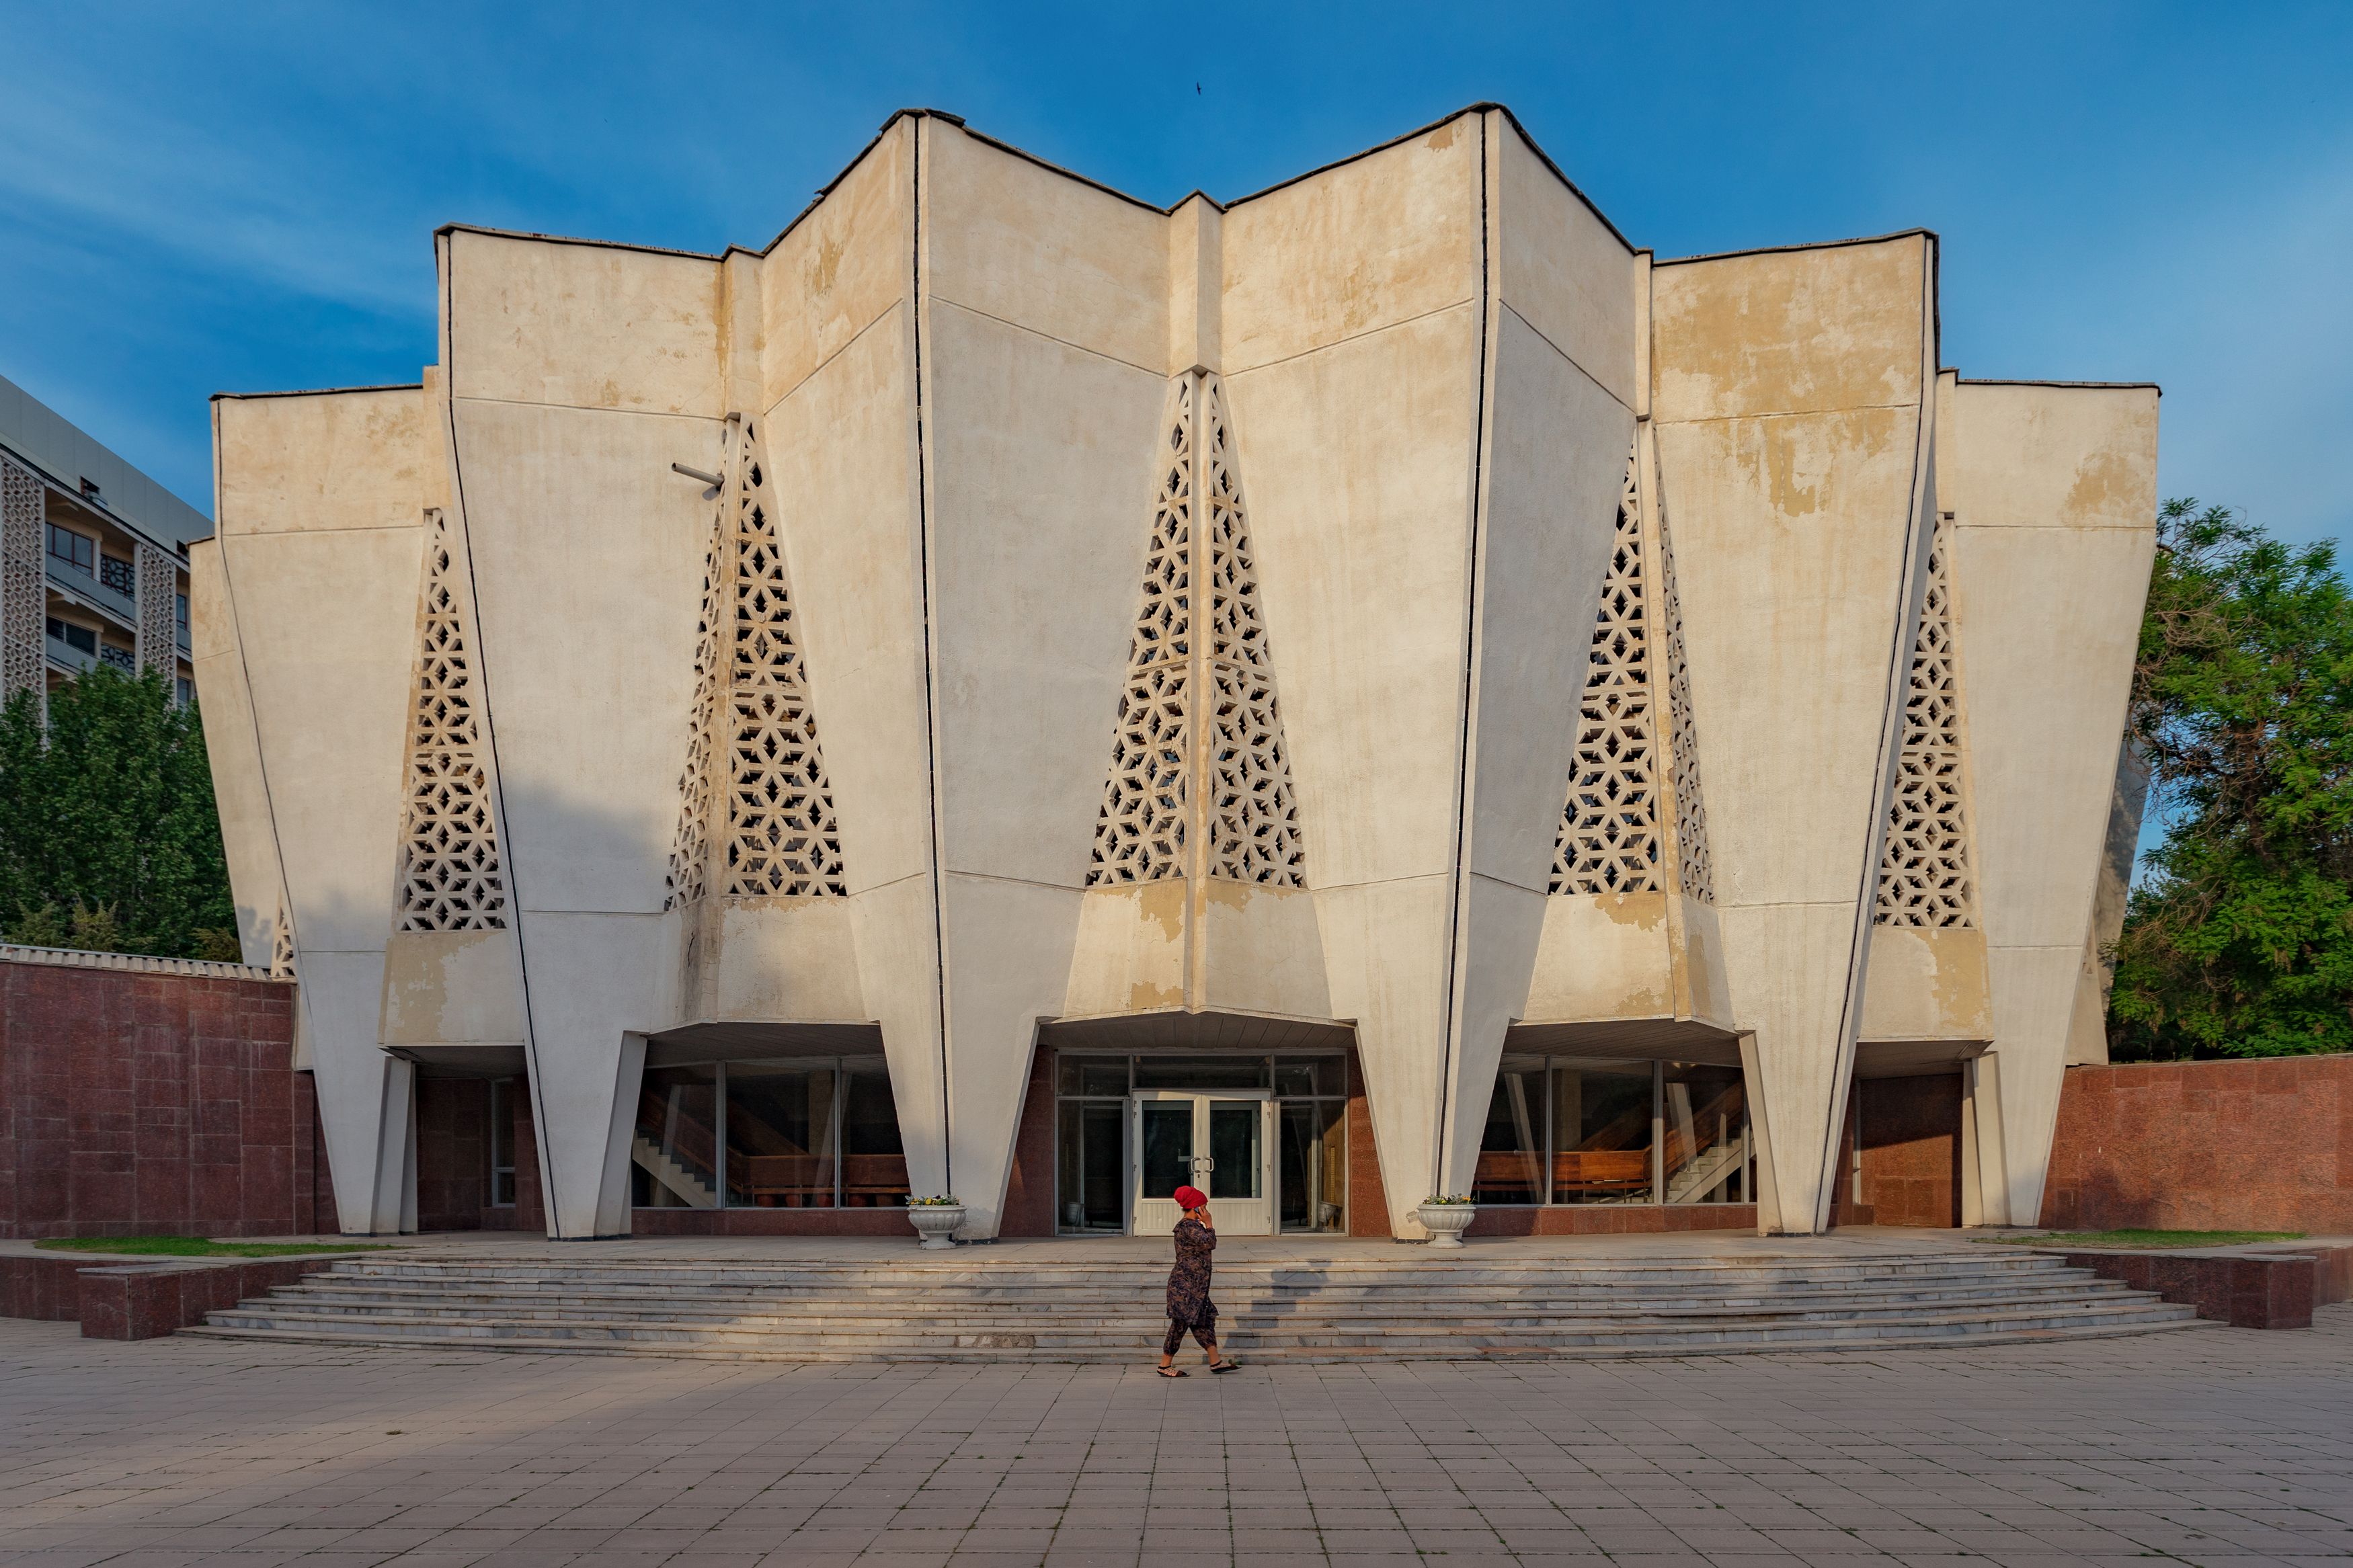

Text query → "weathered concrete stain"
[1597,891,1668,931]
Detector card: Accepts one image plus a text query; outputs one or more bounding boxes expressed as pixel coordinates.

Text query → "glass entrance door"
[1129,1092,1274,1236]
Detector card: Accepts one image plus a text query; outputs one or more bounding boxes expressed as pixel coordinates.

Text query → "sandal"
[1156,1366,1187,1378]
[1209,1360,1240,1373]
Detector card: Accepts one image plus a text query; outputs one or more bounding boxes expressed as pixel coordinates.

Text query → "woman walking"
[1157,1185,1238,1376]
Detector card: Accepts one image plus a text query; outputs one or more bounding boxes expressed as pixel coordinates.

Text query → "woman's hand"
[1197,1206,1213,1229]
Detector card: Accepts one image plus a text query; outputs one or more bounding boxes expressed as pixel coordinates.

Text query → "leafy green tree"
[0,666,239,960]
[2108,501,2353,1059]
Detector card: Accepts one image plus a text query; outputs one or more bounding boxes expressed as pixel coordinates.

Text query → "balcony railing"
[46,556,137,626]
[45,630,98,674]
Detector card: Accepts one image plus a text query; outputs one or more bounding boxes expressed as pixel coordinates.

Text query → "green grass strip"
[1988,1227,2306,1249]
[32,1235,394,1258]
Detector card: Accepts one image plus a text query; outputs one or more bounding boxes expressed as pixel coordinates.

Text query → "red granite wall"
[0,958,310,1239]
[1344,1046,1393,1239]
[2041,1055,2353,1233]
[1853,1074,1964,1228]
[1000,1043,1056,1237]
[414,1078,489,1232]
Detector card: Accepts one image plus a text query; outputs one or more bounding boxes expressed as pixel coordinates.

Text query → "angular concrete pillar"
[206,388,430,1235]
[1652,233,1941,1233]
[1940,377,2158,1226]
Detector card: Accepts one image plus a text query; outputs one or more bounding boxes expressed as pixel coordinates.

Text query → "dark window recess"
[47,618,97,655]
[99,556,135,595]
[46,525,93,573]
[175,593,190,634]
[175,677,193,706]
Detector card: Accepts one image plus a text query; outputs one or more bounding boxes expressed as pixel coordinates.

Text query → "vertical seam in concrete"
[204,407,321,1206]
[910,116,954,1192]
[438,242,559,1237]
[1815,236,1939,1233]
[1435,113,1495,1193]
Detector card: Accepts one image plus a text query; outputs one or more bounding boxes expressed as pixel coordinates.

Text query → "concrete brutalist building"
[194,107,2156,1243]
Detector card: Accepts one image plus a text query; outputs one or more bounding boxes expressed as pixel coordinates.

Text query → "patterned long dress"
[1162,1216,1218,1355]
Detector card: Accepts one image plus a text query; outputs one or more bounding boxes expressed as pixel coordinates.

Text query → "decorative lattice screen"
[1553,458,1659,893]
[1090,373,1304,888]
[270,897,296,979]
[1656,501,1715,902]
[395,509,506,932]
[134,544,177,686]
[1552,452,1714,901]
[1876,514,1975,927]
[666,416,846,904]
[0,459,42,715]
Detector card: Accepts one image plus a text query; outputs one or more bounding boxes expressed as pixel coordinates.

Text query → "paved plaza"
[3,1309,2349,1567]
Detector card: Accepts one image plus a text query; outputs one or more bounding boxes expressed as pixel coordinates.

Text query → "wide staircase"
[187,1247,2201,1363]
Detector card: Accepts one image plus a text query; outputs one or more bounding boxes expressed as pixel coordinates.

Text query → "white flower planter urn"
[1417,1204,1476,1247]
[907,1205,965,1249]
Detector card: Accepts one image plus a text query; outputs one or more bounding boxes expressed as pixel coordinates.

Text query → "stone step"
[249,1277,2153,1325]
[201,1291,2190,1348]
[188,1301,2201,1362]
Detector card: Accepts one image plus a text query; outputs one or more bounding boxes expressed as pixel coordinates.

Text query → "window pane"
[1551,1061,1654,1204]
[1279,1098,1346,1232]
[489,1078,516,1206]
[1057,1100,1125,1231]
[1473,1056,1548,1204]
[632,1064,719,1208]
[1058,1054,1130,1097]
[840,1059,908,1206]
[1139,1101,1193,1202]
[1134,1055,1267,1090]
[1274,1055,1345,1098]
[1207,1102,1261,1200]
[1663,1063,1750,1204]
[725,1061,837,1208]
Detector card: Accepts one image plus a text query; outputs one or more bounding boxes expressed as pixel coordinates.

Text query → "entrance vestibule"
[1132,1092,1273,1235]
[1052,1050,1349,1237]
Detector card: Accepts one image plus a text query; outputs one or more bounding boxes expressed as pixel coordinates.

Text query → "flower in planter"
[906,1195,963,1206]
[1420,1194,1474,1206]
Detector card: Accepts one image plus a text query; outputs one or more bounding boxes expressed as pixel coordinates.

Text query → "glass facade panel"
[1279,1098,1346,1233]
[1273,1055,1345,1098]
[1551,1060,1654,1204]
[1207,1102,1261,1200]
[840,1059,909,1206]
[1058,1055,1131,1097]
[1474,1056,1549,1204]
[633,1064,720,1208]
[1139,1100,1193,1202]
[1057,1100,1125,1230]
[724,1061,838,1207]
[1662,1061,1750,1203]
[1134,1055,1269,1090]
[488,1077,516,1206]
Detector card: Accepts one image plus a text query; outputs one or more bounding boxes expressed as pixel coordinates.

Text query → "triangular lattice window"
[1876,514,1973,927]
[666,417,846,905]
[1090,374,1304,888]
[1552,452,1714,901]
[396,509,506,932]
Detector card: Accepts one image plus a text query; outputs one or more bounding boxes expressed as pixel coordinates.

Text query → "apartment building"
[1,370,202,716]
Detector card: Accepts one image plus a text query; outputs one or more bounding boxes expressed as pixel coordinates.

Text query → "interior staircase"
[187,1247,2202,1363]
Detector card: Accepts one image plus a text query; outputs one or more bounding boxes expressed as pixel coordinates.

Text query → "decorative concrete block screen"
[1876,513,1976,927]
[670,415,844,905]
[1090,372,1305,888]
[397,509,506,932]
[1552,452,1714,900]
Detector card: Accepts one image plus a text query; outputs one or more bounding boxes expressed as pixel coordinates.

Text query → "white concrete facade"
[198,107,2157,1238]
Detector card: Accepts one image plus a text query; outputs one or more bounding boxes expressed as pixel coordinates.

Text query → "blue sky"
[2,0,2348,554]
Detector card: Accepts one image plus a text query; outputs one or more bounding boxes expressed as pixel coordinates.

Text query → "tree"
[0,667,239,961]
[2107,501,2353,1059]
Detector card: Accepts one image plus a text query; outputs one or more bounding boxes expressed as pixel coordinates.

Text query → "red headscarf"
[1173,1185,1207,1211]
